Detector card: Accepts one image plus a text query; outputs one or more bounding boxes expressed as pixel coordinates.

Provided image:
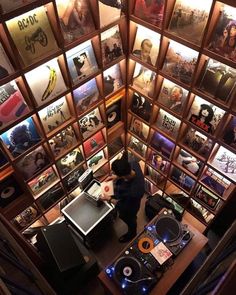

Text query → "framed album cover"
[146,165,165,184]
[56,147,84,176]
[176,149,203,176]
[157,78,188,115]
[188,96,225,135]
[210,146,236,182]
[199,58,236,103]
[194,185,221,211]
[168,0,212,45]
[98,0,122,28]
[170,166,195,193]
[132,25,160,66]
[6,6,58,66]
[0,0,36,13]
[55,0,95,44]
[183,128,213,158]
[49,125,77,158]
[101,25,123,66]
[0,117,41,158]
[0,148,8,168]
[187,198,214,224]
[103,63,123,97]
[83,131,105,158]
[0,80,30,131]
[15,145,51,181]
[38,96,71,134]
[155,109,181,140]
[107,137,123,158]
[162,40,198,85]
[130,116,149,141]
[130,92,152,123]
[38,183,65,210]
[27,166,58,196]
[73,78,100,115]
[63,166,85,192]
[207,4,236,62]
[0,174,23,208]
[12,205,39,230]
[87,149,106,172]
[222,115,236,150]
[0,42,14,80]
[148,151,170,174]
[133,0,165,28]
[79,107,104,139]
[25,58,67,107]
[150,132,175,159]
[106,100,121,128]
[66,40,98,85]
[132,62,156,97]
[128,135,147,158]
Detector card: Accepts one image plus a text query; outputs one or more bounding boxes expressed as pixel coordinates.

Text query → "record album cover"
[12,205,39,230]
[79,107,103,139]
[133,0,165,28]
[6,6,58,66]
[0,81,29,131]
[150,132,175,159]
[73,78,100,114]
[155,109,181,139]
[83,131,105,158]
[0,175,23,208]
[176,149,203,176]
[170,166,195,193]
[98,0,122,28]
[15,145,50,181]
[25,58,67,107]
[148,151,170,174]
[168,0,212,45]
[38,96,71,134]
[106,100,121,128]
[162,40,198,85]
[0,42,14,80]
[188,96,225,135]
[63,166,85,191]
[107,137,123,158]
[187,198,214,224]
[195,185,220,211]
[132,25,160,66]
[103,63,123,97]
[55,0,95,44]
[49,125,77,158]
[207,4,236,62]
[101,25,123,66]
[130,92,152,122]
[38,183,65,210]
[128,135,147,157]
[130,116,149,141]
[222,115,236,150]
[151,242,172,265]
[0,117,41,158]
[87,149,106,172]
[0,0,36,13]
[157,78,188,115]
[146,165,164,184]
[66,40,98,84]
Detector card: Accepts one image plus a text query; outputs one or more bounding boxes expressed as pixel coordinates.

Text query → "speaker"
[106,101,121,128]
[36,222,85,273]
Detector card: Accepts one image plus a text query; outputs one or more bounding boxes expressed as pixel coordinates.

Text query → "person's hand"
[105,175,116,182]
[99,193,111,202]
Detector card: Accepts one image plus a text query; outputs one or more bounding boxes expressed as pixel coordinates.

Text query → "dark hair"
[111,151,131,177]
[199,104,214,124]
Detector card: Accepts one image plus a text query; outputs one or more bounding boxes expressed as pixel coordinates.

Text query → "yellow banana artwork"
[42,66,57,101]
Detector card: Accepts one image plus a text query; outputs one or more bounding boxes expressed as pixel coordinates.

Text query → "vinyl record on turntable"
[114,256,142,284]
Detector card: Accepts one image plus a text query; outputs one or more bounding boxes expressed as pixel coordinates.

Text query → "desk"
[98,219,208,295]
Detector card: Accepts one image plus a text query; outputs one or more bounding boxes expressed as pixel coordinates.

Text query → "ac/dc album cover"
[49,125,77,158]
[63,166,85,191]
[98,0,122,28]
[157,78,188,115]
[210,146,236,182]
[0,0,35,13]
[107,137,123,158]
[38,96,71,134]
[150,131,175,159]
[200,167,231,196]
[73,78,100,115]
[6,6,58,67]
[87,149,106,172]
[194,185,220,211]
[132,63,156,97]
[162,40,198,85]
[55,0,95,44]
[146,165,164,184]
[183,128,213,158]
[25,58,67,107]
[0,117,41,158]
[155,109,181,139]
[12,205,39,230]
[133,0,165,28]
[83,131,105,158]
[101,25,123,66]
[38,183,65,210]
[103,63,123,97]
[130,92,152,123]
[0,81,30,131]
[130,116,149,141]
[66,40,98,85]
[128,135,147,158]
[79,107,104,139]
[15,145,50,181]
[0,148,8,168]
[199,58,236,103]
[27,166,58,196]
[222,115,236,150]
[170,166,195,193]
[0,42,14,80]
[187,198,214,224]
[207,4,236,62]
[106,100,121,128]
[56,147,84,176]
[168,0,212,45]
[148,151,170,174]
[176,149,203,176]
[188,96,225,135]
[0,174,23,208]
[132,24,160,66]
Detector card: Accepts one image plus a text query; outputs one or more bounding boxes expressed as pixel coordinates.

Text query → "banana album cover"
[0,42,14,80]
[25,58,67,107]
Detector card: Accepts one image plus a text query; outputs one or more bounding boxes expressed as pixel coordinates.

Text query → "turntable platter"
[114,256,142,284]
[155,216,181,243]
